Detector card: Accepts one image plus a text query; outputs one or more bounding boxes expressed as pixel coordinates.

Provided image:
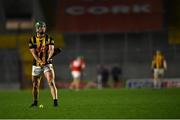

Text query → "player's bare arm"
[47,45,54,62]
[163,60,167,70]
[151,61,155,69]
[29,48,45,66]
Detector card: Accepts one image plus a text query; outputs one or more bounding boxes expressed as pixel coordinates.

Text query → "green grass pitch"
[0,88,180,119]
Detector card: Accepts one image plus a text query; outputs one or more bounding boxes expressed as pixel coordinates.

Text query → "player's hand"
[37,59,45,66]
[39,61,46,66]
[47,58,52,63]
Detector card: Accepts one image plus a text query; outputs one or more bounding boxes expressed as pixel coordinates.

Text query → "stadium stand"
[0,0,180,89]
[0,49,21,89]
[0,0,44,89]
[168,0,180,44]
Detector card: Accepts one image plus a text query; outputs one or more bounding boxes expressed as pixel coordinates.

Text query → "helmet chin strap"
[39,31,45,35]
[37,31,45,36]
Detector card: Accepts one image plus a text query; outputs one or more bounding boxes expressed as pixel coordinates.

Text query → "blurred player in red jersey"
[69,56,86,91]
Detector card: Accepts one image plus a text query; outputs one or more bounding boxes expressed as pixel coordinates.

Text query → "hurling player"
[29,21,58,107]
[151,50,167,88]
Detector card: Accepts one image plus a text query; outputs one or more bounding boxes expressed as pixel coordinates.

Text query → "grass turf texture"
[0,88,180,119]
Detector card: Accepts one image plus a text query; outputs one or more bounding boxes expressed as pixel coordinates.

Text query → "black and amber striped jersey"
[152,54,165,69]
[29,34,54,66]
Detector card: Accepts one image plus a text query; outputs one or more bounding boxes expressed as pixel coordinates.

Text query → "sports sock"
[54,99,58,106]
[34,100,38,105]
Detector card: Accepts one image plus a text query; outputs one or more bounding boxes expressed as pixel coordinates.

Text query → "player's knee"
[33,82,39,89]
[33,84,39,89]
[48,81,54,87]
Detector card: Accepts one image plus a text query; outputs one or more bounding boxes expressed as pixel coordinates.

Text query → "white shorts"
[32,64,53,76]
[153,68,165,78]
[71,71,81,79]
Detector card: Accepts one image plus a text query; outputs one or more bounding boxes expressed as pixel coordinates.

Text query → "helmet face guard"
[35,21,46,35]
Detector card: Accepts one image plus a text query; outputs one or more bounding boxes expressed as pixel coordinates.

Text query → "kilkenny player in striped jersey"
[29,21,58,107]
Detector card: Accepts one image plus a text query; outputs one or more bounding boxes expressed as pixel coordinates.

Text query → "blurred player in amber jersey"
[69,56,86,91]
[151,50,167,88]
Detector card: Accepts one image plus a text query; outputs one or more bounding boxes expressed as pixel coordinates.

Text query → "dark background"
[0,0,179,89]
